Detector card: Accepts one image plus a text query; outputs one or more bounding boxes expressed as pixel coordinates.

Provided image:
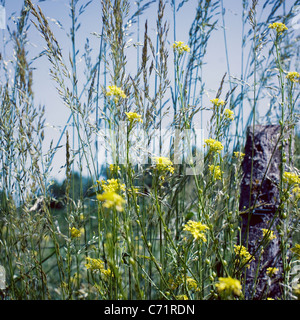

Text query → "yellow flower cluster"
[268,22,288,35]
[186,276,198,291]
[85,257,112,277]
[168,274,199,292]
[204,138,224,154]
[291,243,300,258]
[153,156,174,174]
[286,71,300,83]
[70,227,81,238]
[98,178,125,193]
[210,98,225,107]
[224,108,235,121]
[97,191,126,212]
[125,112,143,124]
[292,185,300,200]
[183,220,209,242]
[215,277,242,297]
[234,151,245,160]
[266,267,279,277]
[175,295,188,300]
[106,85,126,102]
[109,164,121,173]
[208,164,223,180]
[283,172,300,185]
[262,228,277,241]
[172,41,190,54]
[234,245,254,269]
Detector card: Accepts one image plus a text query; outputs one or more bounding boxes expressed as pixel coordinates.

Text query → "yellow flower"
[100,178,125,193]
[204,138,224,154]
[153,156,174,174]
[266,267,279,277]
[186,276,198,291]
[125,112,143,124]
[283,172,300,185]
[210,98,225,107]
[173,41,190,54]
[85,257,105,271]
[234,245,254,268]
[224,108,235,121]
[262,228,276,241]
[234,151,245,159]
[176,295,188,300]
[292,185,300,200]
[97,191,126,212]
[268,22,288,35]
[215,277,242,296]
[109,164,121,173]
[208,164,223,181]
[286,71,300,83]
[70,227,81,238]
[106,85,126,102]
[183,220,209,242]
[85,257,112,277]
[291,243,300,258]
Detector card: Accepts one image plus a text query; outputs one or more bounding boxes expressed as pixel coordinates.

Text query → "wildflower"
[176,295,188,300]
[204,138,224,154]
[152,156,174,174]
[208,164,223,181]
[262,228,277,241]
[224,108,235,121]
[109,164,121,173]
[85,257,112,277]
[292,186,300,200]
[186,276,198,291]
[291,243,300,258]
[210,98,225,107]
[101,268,112,277]
[97,191,126,212]
[215,277,242,297]
[168,274,180,290]
[127,186,140,195]
[183,220,209,242]
[100,178,125,193]
[234,151,245,160]
[283,172,300,185]
[70,227,81,238]
[106,85,126,103]
[286,71,300,83]
[173,41,190,55]
[266,267,279,277]
[125,112,143,124]
[268,22,288,35]
[234,245,254,268]
[85,257,105,271]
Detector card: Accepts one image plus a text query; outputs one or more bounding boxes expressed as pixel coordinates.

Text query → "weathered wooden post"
[239,125,290,299]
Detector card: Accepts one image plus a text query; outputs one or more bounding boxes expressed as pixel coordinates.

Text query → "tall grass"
[0,0,300,300]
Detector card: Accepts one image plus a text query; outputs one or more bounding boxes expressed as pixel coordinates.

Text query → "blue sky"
[0,0,299,181]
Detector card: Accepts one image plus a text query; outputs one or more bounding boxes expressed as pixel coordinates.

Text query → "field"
[0,0,300,301]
